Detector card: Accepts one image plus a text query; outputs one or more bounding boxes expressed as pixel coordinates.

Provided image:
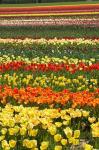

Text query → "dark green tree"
[38,0,41,2]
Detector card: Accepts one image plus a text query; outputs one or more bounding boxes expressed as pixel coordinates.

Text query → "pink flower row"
[0,18,99,27]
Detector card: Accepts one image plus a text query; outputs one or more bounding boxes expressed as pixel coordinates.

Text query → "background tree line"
[0,0,90,4]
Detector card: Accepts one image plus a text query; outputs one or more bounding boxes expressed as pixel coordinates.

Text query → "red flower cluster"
[0,4,98,15]
[0,4,99,12]
[0,61,99,73]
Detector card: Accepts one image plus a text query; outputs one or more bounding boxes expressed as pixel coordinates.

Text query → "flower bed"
[0,4,99,17]
[0,38,99,149]
[0,4,99,12]
[0,38,99,53]
[0,86,99,107]
[0,104,98,150]
[0,18,99,27]
[0,12,99,17]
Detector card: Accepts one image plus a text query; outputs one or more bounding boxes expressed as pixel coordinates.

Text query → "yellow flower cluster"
[91,122,99,137]
[64,127,80,145]
[0,38,99,45]
[1,73,98,91]
[0,55,96,65]
[0,104,98,150]
[1,12,99,17]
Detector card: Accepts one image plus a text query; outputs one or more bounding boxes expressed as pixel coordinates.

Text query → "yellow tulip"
[55,122,62,128]
[72,139,79,145]
[48,125,57,135]
[20,127,27,136]
[0,135,5,141]
[1,128,7,135]
[9,140,16,148]
[2,140,9,148]
[61,139,67,145]
[28,129,38,137]
[54,134,62,142]
[88,117,96,123]
[74,130,80,138]
[84,144,93,150]
[64,127,73,138]
[82,111,89,117]
[54,145,62,150]
[40,141,49,150]
[8,128,16,136]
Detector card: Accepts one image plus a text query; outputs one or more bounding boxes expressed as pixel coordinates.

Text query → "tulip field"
[0,2,99,150]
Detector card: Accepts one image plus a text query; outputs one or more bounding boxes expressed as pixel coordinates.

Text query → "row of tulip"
[0,4,99,12]
[0,38,99,59]
[0,104,98,150]
[0,9,98,14]
[0,61,99,73]
[0,4,99,17]
[0,85,99,107]
[0,37,99,45]
[0,55,97,65]
[0,12,99,17]
[0,15,98,19]
[0,18,99,27]
[0,73,98,92]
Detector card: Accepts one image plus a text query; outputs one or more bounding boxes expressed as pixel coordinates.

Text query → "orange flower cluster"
[0,86,99,107]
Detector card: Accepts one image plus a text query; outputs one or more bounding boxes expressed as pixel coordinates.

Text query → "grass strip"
[0,1,99,7]
[0,26,98,39]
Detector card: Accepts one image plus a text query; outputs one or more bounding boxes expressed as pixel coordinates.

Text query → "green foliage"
[0,26,98,39]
